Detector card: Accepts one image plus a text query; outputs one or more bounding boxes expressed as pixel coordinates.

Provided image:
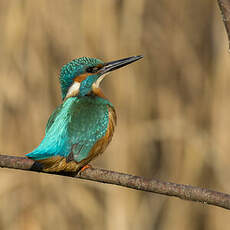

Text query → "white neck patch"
[66,81,80,98]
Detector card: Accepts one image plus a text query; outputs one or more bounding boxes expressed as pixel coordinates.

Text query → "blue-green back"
[26,96,112,162]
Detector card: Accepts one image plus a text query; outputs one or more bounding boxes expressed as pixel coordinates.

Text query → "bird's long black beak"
[99,55,143,75]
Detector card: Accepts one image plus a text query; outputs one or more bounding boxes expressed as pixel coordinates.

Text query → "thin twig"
[0,154,229,210]
[217,0,230,50]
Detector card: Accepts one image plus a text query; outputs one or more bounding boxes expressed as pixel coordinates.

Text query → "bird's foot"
[79,164,92,173]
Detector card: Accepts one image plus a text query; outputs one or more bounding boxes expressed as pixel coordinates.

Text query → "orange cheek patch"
[74,73,89,83]
[74,71,99,83]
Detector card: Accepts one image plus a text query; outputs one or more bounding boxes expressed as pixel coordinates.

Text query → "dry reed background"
[0,0,229,229]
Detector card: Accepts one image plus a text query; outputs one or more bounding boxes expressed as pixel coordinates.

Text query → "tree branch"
[217,0,230,50]
[0,154,229,210]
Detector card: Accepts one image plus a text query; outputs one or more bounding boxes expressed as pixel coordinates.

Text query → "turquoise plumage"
[26,55,143,172]
[27,97,111,161]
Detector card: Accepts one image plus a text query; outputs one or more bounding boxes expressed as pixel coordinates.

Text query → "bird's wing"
[26,97,110,162]
[67,99,109,162]
[45,104,63,133]
[26,102,69,160]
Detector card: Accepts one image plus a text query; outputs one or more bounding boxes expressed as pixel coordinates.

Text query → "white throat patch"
[94,72,110,88]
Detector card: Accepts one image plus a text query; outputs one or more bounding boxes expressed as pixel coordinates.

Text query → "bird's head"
[59,55,143,100]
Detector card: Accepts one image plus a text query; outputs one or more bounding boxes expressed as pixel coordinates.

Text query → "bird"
[26,55,143,172]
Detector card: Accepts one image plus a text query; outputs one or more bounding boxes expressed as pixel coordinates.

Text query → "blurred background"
[0,0,229,229]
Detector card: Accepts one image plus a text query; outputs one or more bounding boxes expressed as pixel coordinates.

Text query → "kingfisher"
[26,55,143,172]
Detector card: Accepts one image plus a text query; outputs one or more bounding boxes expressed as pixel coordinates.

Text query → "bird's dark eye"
[86,66,98,73]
